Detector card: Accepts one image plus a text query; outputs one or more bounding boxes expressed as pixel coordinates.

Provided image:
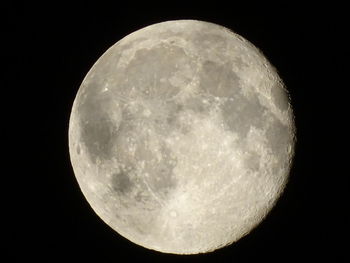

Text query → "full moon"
[69,20,295,254]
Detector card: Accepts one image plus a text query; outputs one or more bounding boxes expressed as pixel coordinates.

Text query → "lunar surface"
[68,20,295,254]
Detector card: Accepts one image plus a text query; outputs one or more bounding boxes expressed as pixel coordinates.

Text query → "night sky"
[5,3,345,262]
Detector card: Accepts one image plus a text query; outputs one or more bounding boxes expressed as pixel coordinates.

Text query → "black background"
[5,2,346,262]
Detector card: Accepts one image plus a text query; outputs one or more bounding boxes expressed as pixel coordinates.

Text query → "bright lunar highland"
[69,20,296,254]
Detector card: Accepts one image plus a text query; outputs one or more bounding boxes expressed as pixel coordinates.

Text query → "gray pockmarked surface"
[69,20,296,254]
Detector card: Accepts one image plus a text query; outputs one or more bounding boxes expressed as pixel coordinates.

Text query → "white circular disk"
[68,20,296,254]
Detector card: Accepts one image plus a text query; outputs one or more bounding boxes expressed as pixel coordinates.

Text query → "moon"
[68,20,295,254]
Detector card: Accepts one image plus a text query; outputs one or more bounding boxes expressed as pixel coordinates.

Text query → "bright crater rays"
[69,20,296,254]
